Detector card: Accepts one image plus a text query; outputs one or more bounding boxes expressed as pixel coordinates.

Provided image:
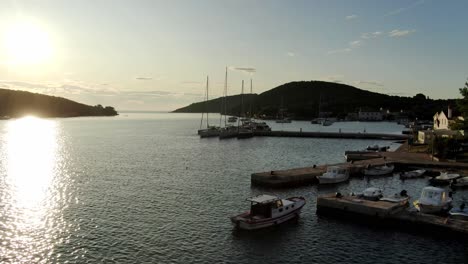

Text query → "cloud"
[327,48,352,55]
[136,77,152,80]
[388,29,415,37]
[286,51,296,57]
[356,80,384,87]
[230,67,256,74]
[349,40,361,47]
[345,14,358,20]
[384,0,425,17]
[361,31,382,39]
[320,75,344,83]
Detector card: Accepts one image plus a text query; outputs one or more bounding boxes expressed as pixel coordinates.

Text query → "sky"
[0,0,467,111]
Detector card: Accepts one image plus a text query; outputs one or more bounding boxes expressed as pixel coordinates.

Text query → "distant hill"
[173,81,454,120]
[0,88,118,117]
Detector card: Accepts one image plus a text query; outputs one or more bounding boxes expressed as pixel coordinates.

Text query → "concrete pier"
[317,194,468,235]
[251,151,468,187]
[254,131,408,140]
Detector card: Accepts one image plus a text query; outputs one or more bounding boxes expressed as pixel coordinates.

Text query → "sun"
[2,20,54,66]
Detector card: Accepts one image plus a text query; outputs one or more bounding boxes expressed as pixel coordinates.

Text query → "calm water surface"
[0,113,466,263]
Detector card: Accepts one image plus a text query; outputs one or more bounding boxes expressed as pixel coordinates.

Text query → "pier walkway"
[251,151,468,187]
[254,131,408,140]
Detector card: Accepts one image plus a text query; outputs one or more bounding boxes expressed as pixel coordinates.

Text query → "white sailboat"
[198,76,220,138]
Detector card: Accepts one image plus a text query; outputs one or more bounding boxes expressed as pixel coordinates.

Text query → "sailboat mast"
[224,67,228,126]
[206,76,209,128]
[249,78,253,118]
[238,80,244,128]
[200,77,206,130]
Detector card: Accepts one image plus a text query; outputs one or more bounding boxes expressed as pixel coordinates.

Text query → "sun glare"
[2,20,54,66]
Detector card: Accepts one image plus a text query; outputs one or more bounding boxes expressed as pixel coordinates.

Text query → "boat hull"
[317,174,349,184]
[231,198,305,230]
[415,202,451,214]
[364,165,394,176]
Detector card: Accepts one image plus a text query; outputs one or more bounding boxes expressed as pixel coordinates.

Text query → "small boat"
[230,194,306,230]
[366,145,389,152]
[219,126,238,139]
[360,187,383,201]
[430,172,461,185]
[399,169,426,179]
[413,186,452,214]
[311,119,320,124]
[322,119,333,126]
[364,164,394,176]
[250,121,271,132]
[275,118,292,123]
[380,190,410,205]
[316,166,349,184]
[198,126,220,138]
[228,116,238,123]
[449,203,468,220]
[237,127,254,139]
[450,176,468,188]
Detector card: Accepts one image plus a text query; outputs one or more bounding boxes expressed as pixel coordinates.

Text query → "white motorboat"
[413,187,452,214]
[249,121,271,132]
[361,187,383,201]
[430,172,461,185]
[230,194,306,230]
[399,169,426,179]
[316,166,349,184]
[450,176,468,188]
[364,164,394,176]
[237,127,254,139]
[449,203,468,220]
[228,116,238,123]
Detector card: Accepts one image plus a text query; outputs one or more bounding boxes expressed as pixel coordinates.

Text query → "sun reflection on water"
[1,116,66,262]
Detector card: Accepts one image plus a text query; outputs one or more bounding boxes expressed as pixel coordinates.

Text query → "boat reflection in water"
[1,116,68,263]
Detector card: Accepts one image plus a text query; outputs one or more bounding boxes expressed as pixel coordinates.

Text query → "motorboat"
[360,187,383,201]
[450,176,468,188]
[449,203,468,220]
[198,126,220,138]
[316,166,349,184]
[228,116,238,123]
[413,187,452,214]
[364,164,394,176]
[311,119,320,124]
[399,169,426,179]
[230,194,306,230]
[430,172,461,185]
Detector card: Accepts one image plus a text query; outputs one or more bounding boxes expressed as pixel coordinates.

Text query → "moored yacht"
[430,172,461,185]
[230,194,306,230]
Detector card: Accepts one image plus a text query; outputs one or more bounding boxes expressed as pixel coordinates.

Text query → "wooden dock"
[254,131,408,140]
[317,194,468,235]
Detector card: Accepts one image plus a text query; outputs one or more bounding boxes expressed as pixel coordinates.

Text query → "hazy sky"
[0,0,467,111]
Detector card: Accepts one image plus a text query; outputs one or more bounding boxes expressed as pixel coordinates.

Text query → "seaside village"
[220,102,468,234]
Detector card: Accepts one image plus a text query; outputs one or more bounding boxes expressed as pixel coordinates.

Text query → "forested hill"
[173,81,454,120]
[0,88,118,117]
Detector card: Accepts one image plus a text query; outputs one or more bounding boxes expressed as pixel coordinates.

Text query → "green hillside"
[173,81,454,120]
[0,89,118,117]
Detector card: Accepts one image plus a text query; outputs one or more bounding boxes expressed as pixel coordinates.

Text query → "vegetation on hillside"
[173,81,454,120]
[0,89,118,117]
